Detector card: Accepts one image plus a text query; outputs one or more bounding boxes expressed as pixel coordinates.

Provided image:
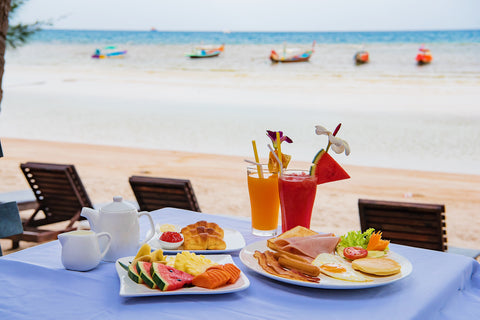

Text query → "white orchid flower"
[329,136,351,156]
[315,125,330,136]
[315,124,350,156]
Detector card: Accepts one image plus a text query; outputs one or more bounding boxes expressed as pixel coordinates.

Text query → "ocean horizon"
[31,29,480,45]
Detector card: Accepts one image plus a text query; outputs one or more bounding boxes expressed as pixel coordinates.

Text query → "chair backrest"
[20,162,93,226]
[129,175,201,212]
[0,202,23,255]
[358,199,447,251]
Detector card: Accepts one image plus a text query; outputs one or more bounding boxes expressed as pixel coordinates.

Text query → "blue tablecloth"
[1,208,479,320]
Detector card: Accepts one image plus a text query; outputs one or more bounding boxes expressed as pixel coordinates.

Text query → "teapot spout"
[80,207,99,232]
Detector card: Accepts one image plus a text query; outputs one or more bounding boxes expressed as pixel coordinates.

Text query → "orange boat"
[354,51,369,65]
[416,45,432,65]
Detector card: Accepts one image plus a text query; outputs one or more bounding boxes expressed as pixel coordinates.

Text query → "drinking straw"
[326,123,341,153]
[244,159,263,166]
[276,132,282,163]
[251,140,264,179]
[268,144,283,174]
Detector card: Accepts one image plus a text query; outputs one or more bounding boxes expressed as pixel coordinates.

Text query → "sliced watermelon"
[128,262,143,284]
[310,149,350,185]
[151,262,194,291]
[137,261,157,289]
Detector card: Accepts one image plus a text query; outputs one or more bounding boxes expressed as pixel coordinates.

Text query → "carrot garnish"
[366,231,390,251]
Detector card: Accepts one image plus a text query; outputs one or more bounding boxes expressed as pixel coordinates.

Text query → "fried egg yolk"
[312,253,372,282]
[320,263,347,273]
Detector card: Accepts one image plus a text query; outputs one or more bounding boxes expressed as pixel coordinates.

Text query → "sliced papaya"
[310,149,350,185]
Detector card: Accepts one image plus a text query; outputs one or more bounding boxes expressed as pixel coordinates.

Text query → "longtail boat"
[354,50,369,65]
[416,45,432,65]
[185,44,225,58]
[91,46,127,59]
[270,41,315,63]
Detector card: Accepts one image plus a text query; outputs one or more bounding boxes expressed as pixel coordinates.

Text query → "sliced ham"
[273,233,340,259]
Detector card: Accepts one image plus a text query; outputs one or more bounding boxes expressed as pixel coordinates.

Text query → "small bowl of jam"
[157,231,184,250]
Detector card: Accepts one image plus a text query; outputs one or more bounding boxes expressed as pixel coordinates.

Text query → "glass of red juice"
[278,169,317,232]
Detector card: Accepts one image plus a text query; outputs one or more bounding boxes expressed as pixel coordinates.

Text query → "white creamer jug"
[80,196,155,262]
[58,230,111,271]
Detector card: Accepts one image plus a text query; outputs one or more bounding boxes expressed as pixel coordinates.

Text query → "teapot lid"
[100,196,137,214]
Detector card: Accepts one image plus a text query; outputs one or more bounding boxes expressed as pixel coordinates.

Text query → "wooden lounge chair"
[6,162,93,249]
[358,199,480,259]
[0,202,23,256]
[129,176,201,212]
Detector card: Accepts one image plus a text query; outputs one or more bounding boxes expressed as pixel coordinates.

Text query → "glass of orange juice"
[247,164,280,236]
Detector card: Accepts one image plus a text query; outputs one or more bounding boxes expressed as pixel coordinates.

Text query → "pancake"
[351,257,401,276]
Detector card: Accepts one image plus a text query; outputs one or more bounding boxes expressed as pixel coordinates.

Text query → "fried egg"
[312,253,372,282]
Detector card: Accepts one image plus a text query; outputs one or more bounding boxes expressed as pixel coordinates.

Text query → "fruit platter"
[148,220,246,254]
[239,226,413,289]
[116,243,250,297]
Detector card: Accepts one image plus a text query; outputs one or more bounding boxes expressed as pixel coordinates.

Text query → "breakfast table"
[1,208,479,320]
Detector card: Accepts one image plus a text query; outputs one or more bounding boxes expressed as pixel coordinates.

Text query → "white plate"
[148,228,246,254]
[116,254,250,297]
[239,240,413,289]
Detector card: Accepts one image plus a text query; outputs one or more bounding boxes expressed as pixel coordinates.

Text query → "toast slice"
[267,226,318,251]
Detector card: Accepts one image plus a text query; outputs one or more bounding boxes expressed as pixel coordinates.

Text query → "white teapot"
[80,196,155,262]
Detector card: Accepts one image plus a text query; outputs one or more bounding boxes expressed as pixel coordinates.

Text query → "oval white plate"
[239,240,413,289]
[116,254,250,296]
[148,228,246,254]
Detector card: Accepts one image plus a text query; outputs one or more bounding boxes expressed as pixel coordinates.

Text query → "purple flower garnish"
[266,130,293,149]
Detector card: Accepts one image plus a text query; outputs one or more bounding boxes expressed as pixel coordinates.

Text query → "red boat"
[354,51,369,65]
[416,45,432,65]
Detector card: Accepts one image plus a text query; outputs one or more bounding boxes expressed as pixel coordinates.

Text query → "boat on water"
[416,45,432,65]
[270,42,315,63]
[185,44,225,58]
[354,50,369,65]
[92,46,127,59]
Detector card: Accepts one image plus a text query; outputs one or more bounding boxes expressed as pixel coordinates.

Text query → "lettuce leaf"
[338,228,375,249]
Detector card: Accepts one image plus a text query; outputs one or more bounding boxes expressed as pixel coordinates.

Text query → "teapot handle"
[138,211,155,245]
[96,232,112,260]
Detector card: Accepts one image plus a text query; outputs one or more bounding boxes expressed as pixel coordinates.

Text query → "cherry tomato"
[160,231,183,243]
[343,246,368,260]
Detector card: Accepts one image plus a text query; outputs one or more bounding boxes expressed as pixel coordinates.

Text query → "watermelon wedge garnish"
[309,149,350,185]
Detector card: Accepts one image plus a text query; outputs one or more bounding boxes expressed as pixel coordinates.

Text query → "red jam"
[160,231,183,243]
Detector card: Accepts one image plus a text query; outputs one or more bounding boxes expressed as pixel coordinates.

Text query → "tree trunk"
[0,0,11,110]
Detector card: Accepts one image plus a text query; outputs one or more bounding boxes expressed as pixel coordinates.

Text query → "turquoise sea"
[30,29,480,45]
[7,29,480,83]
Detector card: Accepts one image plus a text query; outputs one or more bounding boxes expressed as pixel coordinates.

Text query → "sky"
[11,0,480,32]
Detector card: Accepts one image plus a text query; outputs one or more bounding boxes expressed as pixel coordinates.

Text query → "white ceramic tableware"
[115,254,250,297]
[58,230,111,271]
[80,196,155,262]
[154,232,184,250]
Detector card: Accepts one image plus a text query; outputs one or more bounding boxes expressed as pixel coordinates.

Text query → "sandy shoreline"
[1,137,479,255]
